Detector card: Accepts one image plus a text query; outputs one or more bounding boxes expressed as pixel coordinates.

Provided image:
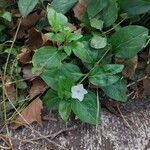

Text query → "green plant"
[31,3,149,125]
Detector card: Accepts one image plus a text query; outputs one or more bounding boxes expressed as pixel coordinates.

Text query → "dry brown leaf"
[27,28,49,51]
[17,48,31,64]
[4,76,15,101]
[29,78,48,99]
[22,64,38,81]
[21,10,44,29]
[67,23,77,31]
[73,0,88,20]
[116,56,138,78]
[12,97,43,129]
[143,77,150,96]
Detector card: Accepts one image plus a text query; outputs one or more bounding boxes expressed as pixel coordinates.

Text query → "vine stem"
[79,49,110,84]
[4,18,22,77]
[2,18,22,148]
[103,17,127,35]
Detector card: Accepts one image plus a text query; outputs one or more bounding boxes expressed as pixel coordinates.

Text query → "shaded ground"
[2,99,150,150]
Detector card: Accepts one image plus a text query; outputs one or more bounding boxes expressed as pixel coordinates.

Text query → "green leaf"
[100,0,118,27]
[18,0,38,17]
[87,0,109,17]
[90,35,107,49]
[90,16,104,30]
[118,0,150,15]
[71,92,98,125]
[47,6,68,32]
[110,25,149,58]
[43,89,60,109]
[63,46,72,55]
[58,77,73,99]
[101,79,128,102]
[0,25,5,32]
[32,46,62,70]
[41,63,83,90]
[59,101,71,121]
[89,64,124,87]
[72,42,93,63]
[51,0,78,14]
[1,11,12,22]
[45,33,64,42]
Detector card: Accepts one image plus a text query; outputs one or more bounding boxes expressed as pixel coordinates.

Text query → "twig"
[96,88,100,130]
[127,76,147,87]
[117,106,138,136]
[27,126,77,142]
[3,18,22,77]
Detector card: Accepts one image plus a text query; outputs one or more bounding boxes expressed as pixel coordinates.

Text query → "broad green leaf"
[59,101,71,121]
[58,77,73,99]
[43,89,60,109]
[32,46,61,70]
[41,63,83,90]
[100,0,118,27]
[110,25,149,58]
[72,42,93,63]
[64,46,72,55]
[1,11,11,22]
[89,64,124,87]
[18,0,38,17]
[101,79,128,102]
[90,16,104,30]
[87,0,109,17]
[51,0,78,14]
[45,33,64,42]
[90,35,107,49]
[118,0,150,15]
[71,92,98,125]
[47,6,68,32]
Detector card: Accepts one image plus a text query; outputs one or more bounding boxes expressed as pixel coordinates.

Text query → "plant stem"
[103,17,127,35]
[4,18,22,77]
[79,49,110,84]
[79,49,110,83]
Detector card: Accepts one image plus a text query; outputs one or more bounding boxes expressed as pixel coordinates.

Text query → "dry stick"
[0,145,11,150]
[0,134,37,144]
[1,74,13,149]
[29,126,78,142]
[127,76,147,87]
[117,106,138,136]
[96,88,100,131]
[0,76,37,88]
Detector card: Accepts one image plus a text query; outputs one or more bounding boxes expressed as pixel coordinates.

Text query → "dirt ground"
[1,99,150,150]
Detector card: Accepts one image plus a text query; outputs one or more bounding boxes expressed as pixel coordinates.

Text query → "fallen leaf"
[143,77,150,96]
[73,0,88,20]
[21,10,44,29]
[27,28,49,51]
[29,78,48,99]
[17,48,31,64]
[12,97,43,129]
[22,64,38,80]
[116,56,138,78]
[67,22,77,31]
[4,76,15,101]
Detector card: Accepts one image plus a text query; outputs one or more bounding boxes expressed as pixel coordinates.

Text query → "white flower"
[71,84,88,101]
